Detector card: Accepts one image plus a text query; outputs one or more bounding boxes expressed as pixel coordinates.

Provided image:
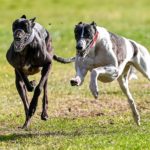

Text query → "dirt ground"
[49,97,150,118]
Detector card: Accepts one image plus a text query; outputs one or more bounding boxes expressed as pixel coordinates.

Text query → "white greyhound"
[70,21,150,126]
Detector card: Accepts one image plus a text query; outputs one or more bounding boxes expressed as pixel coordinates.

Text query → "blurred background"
[1,0,150,58]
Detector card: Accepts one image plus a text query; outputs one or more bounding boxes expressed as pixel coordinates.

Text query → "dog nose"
[76,44,83,50]
[14,30,23,40]
[76,39,86,51]
[16,32,22,38]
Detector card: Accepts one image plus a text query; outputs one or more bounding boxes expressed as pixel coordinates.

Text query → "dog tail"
[53,54,75,64]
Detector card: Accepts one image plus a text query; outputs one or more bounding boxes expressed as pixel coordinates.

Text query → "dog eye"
[75,32,79,38]
[84,32,91,38]
[20,23,28,32]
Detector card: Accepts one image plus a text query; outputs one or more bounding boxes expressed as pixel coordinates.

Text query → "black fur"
[6,15,53,128]
[74,22,97,56]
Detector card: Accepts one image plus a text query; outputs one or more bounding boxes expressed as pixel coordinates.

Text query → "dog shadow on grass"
[0,130,76,142]
[0,130,98,142]
[0,124,117,142]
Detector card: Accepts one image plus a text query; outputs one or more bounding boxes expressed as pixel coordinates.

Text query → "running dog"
[6,15,73,128]
[70,21,150,126]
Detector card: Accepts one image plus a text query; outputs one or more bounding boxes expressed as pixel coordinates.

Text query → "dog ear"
[29,17,36,28]
[78,21,82,25]
[30,17,36,23]
[21,15,26,19]
[91,21,97,26]
[75,25,78,28]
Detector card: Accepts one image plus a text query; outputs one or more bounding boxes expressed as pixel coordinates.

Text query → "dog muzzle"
[76,39,87,57]
[13,30,34,52]
[76,32,99,58]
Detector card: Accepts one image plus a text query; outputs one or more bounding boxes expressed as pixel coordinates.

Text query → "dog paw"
[133,112,141,126]
[89,83,99,99]
[92,91,99,99]
[70,79,78,86]
[30,80,36,87]
[21,118,31,129]
[41,111,49,121]
[26,80,36,92]
[21,125,29,130]
[70,77,81,86]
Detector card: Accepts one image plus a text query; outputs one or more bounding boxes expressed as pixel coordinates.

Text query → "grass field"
[0,0,150,149]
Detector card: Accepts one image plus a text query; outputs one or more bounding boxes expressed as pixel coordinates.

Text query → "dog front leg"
[15,70,29,126]
[70,64,87,86]
[23,62,51,128]
[19,71,36,92]
[90,66,118,99]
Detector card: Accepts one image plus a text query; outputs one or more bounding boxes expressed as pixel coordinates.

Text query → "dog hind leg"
[133,46,150,80]
[117,66,140,126]
[128,66,138,80]
[41,79,49,120]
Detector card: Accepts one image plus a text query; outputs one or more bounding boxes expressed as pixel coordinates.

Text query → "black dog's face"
[74,21,97,57]
[12,15,36,52]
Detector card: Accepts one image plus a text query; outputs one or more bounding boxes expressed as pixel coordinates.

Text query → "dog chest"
[80,49,117,70]
[22,64,42,75]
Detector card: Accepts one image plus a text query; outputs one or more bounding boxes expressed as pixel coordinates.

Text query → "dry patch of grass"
[50,97,150,118]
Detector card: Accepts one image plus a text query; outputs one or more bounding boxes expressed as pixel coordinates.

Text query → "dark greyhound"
[6,15,74,128]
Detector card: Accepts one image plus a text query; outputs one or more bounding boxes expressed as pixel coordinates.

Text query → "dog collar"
[89,31,99,49]
[85,31,99,50]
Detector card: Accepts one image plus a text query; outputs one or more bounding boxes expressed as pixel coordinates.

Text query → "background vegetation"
[0,0,150,149]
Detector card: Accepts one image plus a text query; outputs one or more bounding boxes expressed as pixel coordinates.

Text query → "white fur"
[71,26,150,126]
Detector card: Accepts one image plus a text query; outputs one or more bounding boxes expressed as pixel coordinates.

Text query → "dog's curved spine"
[53,55,75,64]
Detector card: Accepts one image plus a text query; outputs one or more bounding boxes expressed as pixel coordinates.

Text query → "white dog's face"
[74,21,97,57]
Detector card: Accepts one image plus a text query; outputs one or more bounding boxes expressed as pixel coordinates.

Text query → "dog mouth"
[14,41,25,51]
[77,50,86,57]
[13,34,30,52]
[76,39,93,58]
[14,36,27,52]
[13,29,30,52]
[77,43,91,58]
[14,37,22,41]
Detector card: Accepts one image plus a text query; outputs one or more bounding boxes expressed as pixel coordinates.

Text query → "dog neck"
[89,31,99,49]
[85,31,99,51]
[84,31,100,58]
[25,29,35,45]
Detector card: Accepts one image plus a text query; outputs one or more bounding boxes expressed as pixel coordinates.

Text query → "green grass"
[0,0,150,149]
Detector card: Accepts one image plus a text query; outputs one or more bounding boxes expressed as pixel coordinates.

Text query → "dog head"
[74,21,98,57]
[12,15,36,52]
